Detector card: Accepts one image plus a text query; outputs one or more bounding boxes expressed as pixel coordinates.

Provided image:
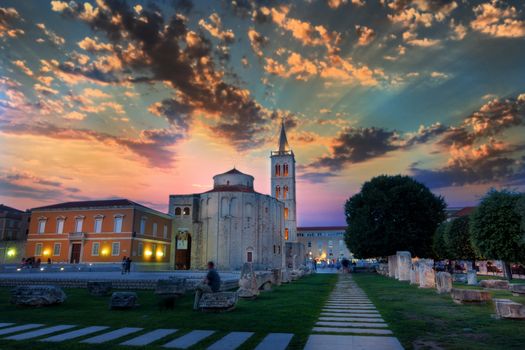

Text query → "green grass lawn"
[0,274,337,350]
[352,273,525,350]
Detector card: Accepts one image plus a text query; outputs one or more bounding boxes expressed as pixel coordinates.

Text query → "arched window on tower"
[275,186,281,198]
[283,186,288,200]
[284,207,289,220]
[284,228,289,240]
[275,164,281,176]
[175,207,182,216]
[283,163,289,176]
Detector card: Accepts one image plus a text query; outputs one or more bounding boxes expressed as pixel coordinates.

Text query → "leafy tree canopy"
[444,216,477,260]
[470,189,525,264]
[345,175,446,258]
[432,221,449,260]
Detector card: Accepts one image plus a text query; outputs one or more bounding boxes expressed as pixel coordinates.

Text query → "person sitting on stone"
[193,261,221,310]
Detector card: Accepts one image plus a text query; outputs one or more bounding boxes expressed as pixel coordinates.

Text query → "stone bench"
[87,281,112,296]
[10,285,66,307]
[510,284,525,296]
[450,288,492,304]
[494,299,525,319]
[198,292,238,312]
[109,292,138,310]
[479,279,509,290]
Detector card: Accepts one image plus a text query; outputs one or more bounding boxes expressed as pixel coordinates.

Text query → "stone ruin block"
[110,292,138,310]
[494,299,525,319]
[155,278,187,297]
[281,269,291,283]
[198,292,238,312]
[256,271,273,291]
[453,274,467,283]
[397,251,412,281]
[467,270,478,285]
[376,263,389,276]
[271,268,282,286]
[418,260,435,288]
[479,279,509,290]
[388,255,398,278]
[410,261,420,285]
[10,285,66,307]
[510,284,525,296]
[87,281,113,296]
[450,288,491,304]
[237,262,259,299]
[436,272,452,294]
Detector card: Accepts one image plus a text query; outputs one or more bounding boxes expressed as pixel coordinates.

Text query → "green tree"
[444,216,477,261]
[432,221,450,260]
[470,189,525,280]
[345,175,446,258]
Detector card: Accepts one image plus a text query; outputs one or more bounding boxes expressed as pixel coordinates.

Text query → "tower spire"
[278,119,290,153]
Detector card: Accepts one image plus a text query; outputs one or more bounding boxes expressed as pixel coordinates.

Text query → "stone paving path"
[0,322,293,349]
[304,274,404,350]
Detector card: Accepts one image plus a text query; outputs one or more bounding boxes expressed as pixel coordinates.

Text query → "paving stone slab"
[312,327,393,335]
[207,331,253,350]
[0,324,44,336]
[81,327,143,344]
[5,325,76,340]
[324,306,377,309]
[42,326,110,342]
[120,329,178,346]
[321,313,382,318]
[253,333,294,350]
[316,321,388,328]
[304,334,403,350]
[0,323,14,328]
[322,309,380,314]
[319,317,385,323]
[163,330,215,349]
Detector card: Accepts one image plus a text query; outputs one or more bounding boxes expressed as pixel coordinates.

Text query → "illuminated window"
[53,243,61,256]
[92,242,100,256]
[35,243,43,256]
[283,163,289,176]
[283,186,288,199]
[276,186,281,198]
[56,218,64,234]
[275,164,281,176]
[284,207,289,220]
[175,207,182,215]
[38,219,46,234]
[111,242,120,256]
[284,228,289,240]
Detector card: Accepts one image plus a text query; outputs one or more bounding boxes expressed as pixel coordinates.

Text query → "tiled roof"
[452,206,476,217]
[205,185,255,193]
[30,199,166,216]
[0,204,25,213]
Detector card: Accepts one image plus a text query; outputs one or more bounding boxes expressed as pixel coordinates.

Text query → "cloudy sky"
[0,0,524,225]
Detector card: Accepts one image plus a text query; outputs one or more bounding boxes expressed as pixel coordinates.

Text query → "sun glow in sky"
[0,0,524,226]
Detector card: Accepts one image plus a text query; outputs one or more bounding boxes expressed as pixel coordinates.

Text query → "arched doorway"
[175,232,191,270]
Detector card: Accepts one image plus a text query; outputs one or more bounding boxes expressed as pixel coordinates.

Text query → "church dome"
[212,168,254,192]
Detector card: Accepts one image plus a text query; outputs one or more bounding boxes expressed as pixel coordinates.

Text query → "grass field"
[352,273,525,350]
[0,273,337,350]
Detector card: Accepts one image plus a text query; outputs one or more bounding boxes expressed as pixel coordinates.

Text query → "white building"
[297,226,352,263]
[168,121,305,271]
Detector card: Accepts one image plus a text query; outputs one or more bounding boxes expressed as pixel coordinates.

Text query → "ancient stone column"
[388,255,398,278]
[396,251,412,281]
[419,260,435,288]
[436,272,452,294]
[237,262,259,299]
[410,261,420,285]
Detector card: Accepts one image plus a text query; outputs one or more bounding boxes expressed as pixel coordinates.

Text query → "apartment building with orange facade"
[26,199,172,269]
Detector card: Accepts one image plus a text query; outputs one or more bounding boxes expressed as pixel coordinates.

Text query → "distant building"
[26,199,172,268]
[297,226,352,262]
[169,168,285,270]
[446,206,476,221]
[0,204,30,264]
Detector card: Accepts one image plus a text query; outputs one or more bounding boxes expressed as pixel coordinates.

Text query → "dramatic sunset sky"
[0,0,524,225]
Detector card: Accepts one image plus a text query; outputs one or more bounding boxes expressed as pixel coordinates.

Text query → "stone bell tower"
[270,120,297,242]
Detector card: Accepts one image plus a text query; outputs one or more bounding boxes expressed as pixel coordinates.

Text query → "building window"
[175,207,182,215]
[152,243,157,257]
[114,216,123,233]
[138,242,143,256]
[283,186,288,199]
[284,228,289,240]
[53,243,61,256]
[92,242,100,256]
[247,251,253,262]
[163,224,168,239]
[94,217,103,233]
[278,245,281,254]
[275,186,281,198]
[111,242,120,256]
[284,207,289,220]
[38,219,46,234]
[273,245,276,254]
[308,241,312,248]
[74,217,84,233]
[183,207,190,215]
[35,243,43,256]
[140,216,147,234]
[56,218,64,234]
[152,222,158,236]
[275,164,281,176]
[162,245,167,258]
[283,163,289,176]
